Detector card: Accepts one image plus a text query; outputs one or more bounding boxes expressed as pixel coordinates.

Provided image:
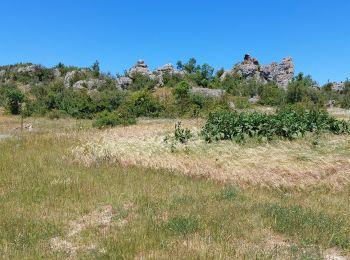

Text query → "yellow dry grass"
[71,118,350,190]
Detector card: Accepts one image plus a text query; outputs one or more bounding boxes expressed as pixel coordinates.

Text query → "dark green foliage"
[126,90,164,117]
[5,88,25,114]
[93,110,136,128]
[258,82,285,106]
[174,81,191,100]
[91,60,100,77]
[164,216,198,235]
[201,108,349,142]
[174,122,192,143]
[129,73,158,91]
[263,204,350,249]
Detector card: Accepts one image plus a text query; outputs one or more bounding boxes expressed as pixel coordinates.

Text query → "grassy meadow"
[0,114,349,259]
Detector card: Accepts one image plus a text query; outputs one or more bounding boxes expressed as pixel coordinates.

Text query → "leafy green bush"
[173,81,191,101]
[5,88,25,114]
[126,90,164,117]
[258,82,285,106]
[93,110,136,128]
[174,122,193,143]
[201,108,349,142]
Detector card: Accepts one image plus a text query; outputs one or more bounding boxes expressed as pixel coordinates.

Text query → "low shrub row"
[201,107,350,142]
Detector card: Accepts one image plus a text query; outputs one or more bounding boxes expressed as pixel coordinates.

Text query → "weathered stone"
[0,70,5,78]
[128,60,152,79]
[72,79,106,91]
[260,57,294,89]
[223,55,294,89]
[64,71,77,88]
[53,68,61,78]
[153,63,185,86]
[331,82,345,92]
[248,96,260,104]
[117,76,133,90]
[190,87,226,98]
[17,64,42,73]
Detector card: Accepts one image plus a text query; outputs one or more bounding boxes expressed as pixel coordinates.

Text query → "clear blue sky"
[0,0,349,84]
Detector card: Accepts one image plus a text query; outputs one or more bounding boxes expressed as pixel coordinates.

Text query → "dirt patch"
[323,248,350,260]
[50,204,134,257]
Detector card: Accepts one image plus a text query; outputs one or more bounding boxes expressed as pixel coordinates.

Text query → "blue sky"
[0,0,349,84]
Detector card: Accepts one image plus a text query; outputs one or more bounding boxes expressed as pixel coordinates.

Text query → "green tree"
[91,60,100,77]
[5,88,25,114]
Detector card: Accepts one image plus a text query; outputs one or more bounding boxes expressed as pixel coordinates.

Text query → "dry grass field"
[0,112,349,259]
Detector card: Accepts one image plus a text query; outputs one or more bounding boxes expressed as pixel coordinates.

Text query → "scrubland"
[0,113,349,259]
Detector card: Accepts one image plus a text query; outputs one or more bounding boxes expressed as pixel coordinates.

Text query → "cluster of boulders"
[221,54,295,89]
[116,60,185,89]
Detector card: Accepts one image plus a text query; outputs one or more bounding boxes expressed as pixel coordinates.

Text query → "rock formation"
[330,82,345,92]
[72,79,106,91]
[17,64,43,73]
[223,54,295,89]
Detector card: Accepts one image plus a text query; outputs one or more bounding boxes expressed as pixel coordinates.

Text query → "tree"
[91,60,100,77]
[5,88,25,114]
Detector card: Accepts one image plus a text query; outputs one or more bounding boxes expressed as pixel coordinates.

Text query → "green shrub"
[127,90,164,117]
[201,108,349,142]
[258,83,285,106]
[129,73,158,91]
[174,81,191,100]
[5,88,25,114]
[174,122,193,143]
[93,110,136,128]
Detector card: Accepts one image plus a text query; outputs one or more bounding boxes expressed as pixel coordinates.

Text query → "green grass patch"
[263,204,350,249]
[164,216,199,235]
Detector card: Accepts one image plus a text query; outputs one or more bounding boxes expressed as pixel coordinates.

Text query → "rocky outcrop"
[53,68,61,78]
[260,57,294,89]
[153,63,185,86]
[118,60,185,89]
[17,64,43,73]
[0,70,5,78]
[64,71,77,88]
[190,87,226,98]
[117,76,133,90]
[223,54,294,89]
[128,60,153,79]
[331,82,345,92]
[72,79,106,91]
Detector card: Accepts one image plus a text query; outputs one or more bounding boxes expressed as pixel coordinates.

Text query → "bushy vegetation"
[202,107,349,142]
[93,110,136,128]
[1,60,349,129]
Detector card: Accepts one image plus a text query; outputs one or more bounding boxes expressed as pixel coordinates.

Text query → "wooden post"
[21,116,23,132]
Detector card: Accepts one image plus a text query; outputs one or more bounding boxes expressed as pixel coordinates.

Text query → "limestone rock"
[0,70,5,78]
[117,76,133,90]
[331,82,345,92]
[153,63,185,86]
[64,71,77,88]
[224,54,295,89]
[53,68,61,78]
[260,57,294,89]
[248,96,260,104]
[128,60,152,79]
[17,64,43,73]
[72,79,106,91]
[190,87,226,98]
